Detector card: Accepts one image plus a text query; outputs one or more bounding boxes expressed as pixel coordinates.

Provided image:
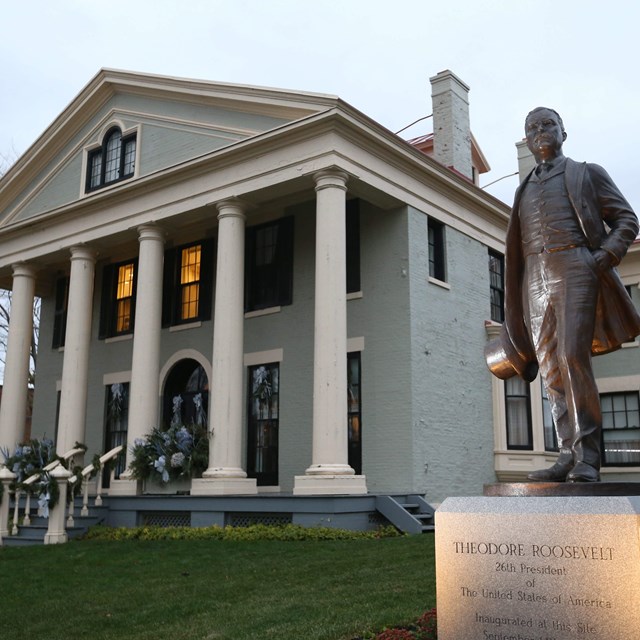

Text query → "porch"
[1,491,435,546]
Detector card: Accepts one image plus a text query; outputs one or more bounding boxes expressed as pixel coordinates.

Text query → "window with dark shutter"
[99,259,137,339]
[162,239,214,327]
[346,199,361,294]
[245,217,294,312]
[52,276,70,349]
[428,218,446,282]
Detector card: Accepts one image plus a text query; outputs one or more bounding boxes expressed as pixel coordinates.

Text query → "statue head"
[525,107,567,163]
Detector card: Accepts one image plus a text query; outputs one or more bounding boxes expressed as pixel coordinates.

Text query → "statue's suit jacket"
[502,157,640,379]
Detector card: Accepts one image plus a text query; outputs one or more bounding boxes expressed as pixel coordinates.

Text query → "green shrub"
[82,522,402,542]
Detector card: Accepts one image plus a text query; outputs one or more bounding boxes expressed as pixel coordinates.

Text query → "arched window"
[162,359,209,429]
[86,126,136,192]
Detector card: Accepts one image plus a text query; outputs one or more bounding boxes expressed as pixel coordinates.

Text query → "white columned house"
[2,68,565,514]
[111,225,165,494]
[56,246,96,454]
[0,263,36,455]
[294,170,367,495]
[192,200,257,495]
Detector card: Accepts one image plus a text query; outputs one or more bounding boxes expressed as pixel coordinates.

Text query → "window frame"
[98,258,138,339]
[346,199,361,294]
[52,275,70,349]
[347,351,362,475]
[428,218,446,282]
[103,382,130,485]
[600,391,640,467]
[488,249,505,323]
[244,216,294,313]
[86,126,137,193]
[541,381,559,452]
[162,239,214,327]
[504,377,533,450]
[246,362,280,486]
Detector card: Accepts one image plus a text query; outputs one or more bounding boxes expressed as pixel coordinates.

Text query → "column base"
[190,477,258,496]
[44,531,69,545]
[108,477,142,496]
[293,474,367,495]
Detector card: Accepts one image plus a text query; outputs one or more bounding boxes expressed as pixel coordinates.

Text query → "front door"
[247,363,279,486]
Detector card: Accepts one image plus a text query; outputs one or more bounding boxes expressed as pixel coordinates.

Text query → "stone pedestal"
[436,495,640,640]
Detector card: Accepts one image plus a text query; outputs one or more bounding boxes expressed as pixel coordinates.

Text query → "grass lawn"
[0,533,436,640]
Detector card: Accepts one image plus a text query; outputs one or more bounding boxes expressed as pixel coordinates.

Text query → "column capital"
[11,262,37,279]
[69,245,97,263]
[137,224,165,243]
[313,169,349,192]
[216,198,248,221]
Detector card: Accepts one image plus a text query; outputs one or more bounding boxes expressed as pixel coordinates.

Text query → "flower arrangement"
[1,438,56,482]
[129,421,209,484]
[1,438,87,516]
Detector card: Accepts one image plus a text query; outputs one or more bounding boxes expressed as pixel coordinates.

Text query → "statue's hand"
[591,248,613,271]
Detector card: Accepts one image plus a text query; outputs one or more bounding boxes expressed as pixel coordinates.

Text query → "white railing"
[12,447,85,535]
[1,444,123,544]
[68,445,123,524]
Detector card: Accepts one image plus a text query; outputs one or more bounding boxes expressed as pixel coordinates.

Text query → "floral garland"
[0,439,87,516]
[129,421,209,484]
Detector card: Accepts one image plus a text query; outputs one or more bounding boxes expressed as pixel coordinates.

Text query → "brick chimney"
[430,70,473,180]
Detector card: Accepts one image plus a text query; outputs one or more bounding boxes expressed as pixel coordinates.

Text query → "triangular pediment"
[0,69,338,227]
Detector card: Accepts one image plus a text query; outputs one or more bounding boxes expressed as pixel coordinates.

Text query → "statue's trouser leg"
[525,249,601,468]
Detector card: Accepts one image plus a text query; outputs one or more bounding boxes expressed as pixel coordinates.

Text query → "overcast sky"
[1,0,639,208]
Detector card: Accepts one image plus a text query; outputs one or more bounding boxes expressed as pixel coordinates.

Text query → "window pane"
[505,377,532,449]
[104,383,129,480]
[613,395,626,411]
[181,283,200,320]
[116,299,131,333]
[105,130,123,183]
[428,219,445,281]
[489,250,504,323]
[247,363,279,485]
[179,245,201,320]
[180,246,201,284]
[123,139,136,176]
[117,264,135,299]
[89,153,102,188]
[115,263,135,333]
[541,382,557,451]
[601,392,640,465]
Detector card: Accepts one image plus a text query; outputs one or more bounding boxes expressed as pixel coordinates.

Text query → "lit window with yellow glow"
[116,263,135,333]
[180,245,201,320]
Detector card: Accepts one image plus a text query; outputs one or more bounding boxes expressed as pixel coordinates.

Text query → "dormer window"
[86,127,136,192]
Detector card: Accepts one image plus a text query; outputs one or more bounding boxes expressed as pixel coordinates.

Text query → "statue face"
[525,108,566,162]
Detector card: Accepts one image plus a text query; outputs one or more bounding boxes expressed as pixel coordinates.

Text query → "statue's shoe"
[566,461,600,483]
[527,458,574,482]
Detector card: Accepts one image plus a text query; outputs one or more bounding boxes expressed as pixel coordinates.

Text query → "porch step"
[2,502,109,547]
[375,494,435,534]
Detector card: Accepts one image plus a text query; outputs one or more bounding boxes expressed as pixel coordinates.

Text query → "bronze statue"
[486,107,640,482]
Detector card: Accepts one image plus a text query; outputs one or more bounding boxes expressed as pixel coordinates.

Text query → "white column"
[192,200,257,495]
[56,246,96,455]
[294,170,366,495]
[111,225,164,495]
[0,263,36,456]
